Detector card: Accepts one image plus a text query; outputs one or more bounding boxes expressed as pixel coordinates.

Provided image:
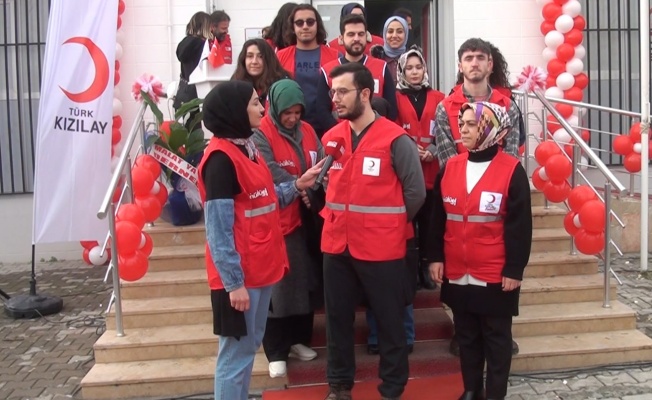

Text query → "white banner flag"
[32,0,118,244]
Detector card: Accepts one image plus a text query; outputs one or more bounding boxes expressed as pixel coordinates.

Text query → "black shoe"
[512,339,519,355]
[324,384,352,400]
[458,391,484,400]
[449,336,460,357]
[367,343,379,355]
[407,344,414,354]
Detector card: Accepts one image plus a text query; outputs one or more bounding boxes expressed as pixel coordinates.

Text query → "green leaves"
[174,98,202,120]
[140,90,163,125]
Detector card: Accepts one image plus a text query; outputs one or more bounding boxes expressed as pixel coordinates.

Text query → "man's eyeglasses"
[329,88,361,99]
[294,18,316,28]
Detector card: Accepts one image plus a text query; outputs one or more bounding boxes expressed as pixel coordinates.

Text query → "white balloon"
[633,142,642,154]
[139,233,147,249]
[573,214,582,228]
[150,181,161,195]
[115,43,123,60]
[574,44,586,59]
[567,115,579,128]
[113,98,123,115]
[113,86,121,98]
[555,15,574,34]
[542,47,557,63]
[553,128,573,144]
[545,30,565,49]
[116,29,125,44]
[539,167,549,181]
[545,87,564,99]
[89,246,109,266]
[579,155,588,172]
[556,72,575,90]
[562,0,582,18]
[566,58,584,75]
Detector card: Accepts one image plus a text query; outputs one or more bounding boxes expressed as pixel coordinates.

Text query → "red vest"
[320,118,411,261]
[220,34,233,64]
[441,85,511,154]
[440,151,519,283]
[258,116,320,235]
[197,138,288,290]
[276,45,339,78]
[396,89,445,189]
[321,56,387,97]
[327,34,384,56]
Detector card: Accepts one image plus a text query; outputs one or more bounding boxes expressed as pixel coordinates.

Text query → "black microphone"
[315,137,345,187]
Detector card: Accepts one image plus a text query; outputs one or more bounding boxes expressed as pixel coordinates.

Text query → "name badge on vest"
[373,79,379,94]
[479,191,503,214]
[362,157,381,176]
[309,151,317,167]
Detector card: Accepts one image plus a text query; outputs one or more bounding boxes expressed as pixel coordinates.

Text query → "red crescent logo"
[59,37,109,103]
[488,194,496,203]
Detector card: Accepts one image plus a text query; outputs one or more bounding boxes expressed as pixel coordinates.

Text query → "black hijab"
[203,80,255,139]
[341,3,366,19]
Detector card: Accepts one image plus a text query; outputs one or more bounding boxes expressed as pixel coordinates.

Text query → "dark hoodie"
[341,2,366,18]
[176,36,205,80]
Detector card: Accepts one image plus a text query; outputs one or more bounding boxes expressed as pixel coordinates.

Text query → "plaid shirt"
[432,86,521,168]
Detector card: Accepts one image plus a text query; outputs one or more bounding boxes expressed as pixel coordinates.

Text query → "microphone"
[315,137,345,187]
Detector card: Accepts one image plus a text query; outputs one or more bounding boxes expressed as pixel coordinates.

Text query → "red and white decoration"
[613,122,652,173]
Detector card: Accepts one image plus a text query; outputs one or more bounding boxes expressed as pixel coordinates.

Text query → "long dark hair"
[285,4,328,46]
[455,38,511,89]
[264,2,297,50]
[231,39,289,97]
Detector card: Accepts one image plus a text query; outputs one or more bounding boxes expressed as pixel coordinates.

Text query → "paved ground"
[0,255,651,400]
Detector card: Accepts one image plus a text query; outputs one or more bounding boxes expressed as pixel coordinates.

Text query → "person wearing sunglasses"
[276,4,338,138]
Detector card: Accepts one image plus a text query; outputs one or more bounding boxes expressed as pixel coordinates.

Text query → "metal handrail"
[513,89,642,119]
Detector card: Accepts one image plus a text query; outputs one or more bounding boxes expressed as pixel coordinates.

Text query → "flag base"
[4,294,63,319]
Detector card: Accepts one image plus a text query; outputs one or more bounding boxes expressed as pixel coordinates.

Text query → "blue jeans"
[366,304,415,345]
[214,286,272,400]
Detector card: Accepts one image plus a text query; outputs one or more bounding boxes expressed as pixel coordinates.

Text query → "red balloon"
[154,181,169,205]
[568,185,597,212]
[546,115,562,133]
[574,229,605,255]
[135,154,162,179]
[139,232,154,256]
[565,29,584,46]
[555,103,574,119]
[564,144,575,158]
[542,3,562,22]
[112,128,122,145]
[547,58,566,77]
[117,15,122,29]
[118,0,126,15]
[80,240,99,250]
[535,141,562,165]
[574,73,589,90]
[135,194,163,222]
[546,75,558,90]
[532,167,547,191]
[159,120,174,143]
[131,166,156,197]
[114,71,120,86]
[541,21,555,35]
[115,60,120,71]
[113,115,123,129]
[629,122,649,143]
[573,16,586,31]
[556,43,575,62]
[580,129,590,142]
[564,86,583,102]
[118,251,149,282]
[613,135,634,155]
[553,0,569,5]
[578,200,606,233]
[624,153,642,173]
[115,220,141,256]
[82,248,92,265]
[564,211,580,236]
[543,180,571,203]
[111,146,115,158]
[545,154,572,183]
[117,204,147,230]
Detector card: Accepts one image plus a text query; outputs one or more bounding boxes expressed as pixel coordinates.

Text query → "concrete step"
[513,301,636,337]
[80,353,283,400]
[519,274,616,306]
[531,227,570,252]
[121,269,206,299]
[106,295,211,329]
[523,251,598,278]
[531,188,545,207]
[511,329,652,372]
[531,206,565,229]
[148,244,204,272]
[145,220,205,247]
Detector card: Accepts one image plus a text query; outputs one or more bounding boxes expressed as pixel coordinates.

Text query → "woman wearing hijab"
[197,81,324,400]
[327,2,384,55]
[426,102,532,400]
[395,46,445,290]
[370,16,409,81]
[252,79,325,379]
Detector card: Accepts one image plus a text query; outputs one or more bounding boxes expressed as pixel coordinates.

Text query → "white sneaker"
[268,360,287,378]
[289,344,318,361]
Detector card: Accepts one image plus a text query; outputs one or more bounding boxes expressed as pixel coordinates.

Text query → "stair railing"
[513,89,628,308]
[96,102,148,336]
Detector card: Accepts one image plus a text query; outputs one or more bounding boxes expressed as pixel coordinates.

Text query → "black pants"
[324,252,409,398]
[262,313,314,362]
[415,190,434,262]
[453,310,513,398]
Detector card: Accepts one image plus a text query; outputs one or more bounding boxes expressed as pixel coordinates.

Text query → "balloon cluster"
[80,240,110,266]
[532,141,572,202]
[112,0,126,164]
[563,186,606,255]
[613,122,652,173]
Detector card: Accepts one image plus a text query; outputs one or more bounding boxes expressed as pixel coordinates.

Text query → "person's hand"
[422,150,434,162]
[301,191,311,209]
[295,158,326,191]
[502,277,521,292]
[429,262,444,283]
[229,287,250,311]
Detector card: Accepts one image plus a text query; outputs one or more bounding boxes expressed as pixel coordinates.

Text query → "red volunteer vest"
[276,45,339,78]
[396,89,445,189]
[327,34,384,56]
[258,116,320,235]
[440,151,519,283]
[320,118,411,261]
[220,34,233,64]
[321,56,387,97]
[197,138,288,290]
[441,85,511,154]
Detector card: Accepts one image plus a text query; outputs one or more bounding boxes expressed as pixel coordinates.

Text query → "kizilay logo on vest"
[249,188,269,200]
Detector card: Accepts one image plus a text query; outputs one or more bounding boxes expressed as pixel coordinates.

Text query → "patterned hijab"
[397,47,430,91]
[458,101,511,152]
